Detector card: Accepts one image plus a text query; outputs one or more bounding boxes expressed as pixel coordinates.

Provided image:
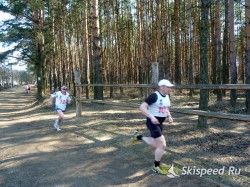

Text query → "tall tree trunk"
[156,0,163,80]
[145,0,150,84]
[229,0,237,108]
[113,0,123,94]
[105,1,113,97]
[215,0,222,101]
[210,5,216,85]
[137,0,144,95]
[193,0,199,85]
[32,2,45,101]
[188,0,194,97]
[245,0,250,113]
[222,0,229,96]
[163,0,170,79]
[83,0,90,99]
[198,0,210,128]
[48,1,57,92]
[239,27,245,83]
[183,1,188,83]
[59,0,67,86]
[92,0,103,100]
[174,0,181,84]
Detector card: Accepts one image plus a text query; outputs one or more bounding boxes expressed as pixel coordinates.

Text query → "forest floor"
[0,86,249,187]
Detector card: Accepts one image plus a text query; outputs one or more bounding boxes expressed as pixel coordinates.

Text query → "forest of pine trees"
[0,0,250,119]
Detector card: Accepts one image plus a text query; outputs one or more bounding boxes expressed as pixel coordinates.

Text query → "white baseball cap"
[61,85,68,90]
[158,79,174,87]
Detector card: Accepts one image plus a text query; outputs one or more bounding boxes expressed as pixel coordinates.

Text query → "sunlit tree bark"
[92,0,103,100]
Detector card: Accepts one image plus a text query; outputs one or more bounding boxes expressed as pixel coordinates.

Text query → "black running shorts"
[146,117,166,138]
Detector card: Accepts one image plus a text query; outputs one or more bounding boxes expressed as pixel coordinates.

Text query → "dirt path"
[0,87,249,187]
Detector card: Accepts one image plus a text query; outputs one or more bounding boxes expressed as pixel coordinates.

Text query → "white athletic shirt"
[147,91,171,117]
[51,91,71,111]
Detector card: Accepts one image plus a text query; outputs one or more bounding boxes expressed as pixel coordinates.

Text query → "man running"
[49,85,71,131]
[130,79,174,174]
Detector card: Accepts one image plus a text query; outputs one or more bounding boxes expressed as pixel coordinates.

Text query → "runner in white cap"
[130,79,174,174]
[49,85,71,131]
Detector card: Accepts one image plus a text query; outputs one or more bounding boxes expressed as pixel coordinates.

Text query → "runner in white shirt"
[49,85,71,131]
[130,79,174,175]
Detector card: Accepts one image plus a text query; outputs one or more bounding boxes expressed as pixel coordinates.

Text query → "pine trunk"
[198,0,210,128]
[92,0,103,100]
[174,0,181,84]
[245,0,250,113]
[229,0,237,108]
[215,0,222,101]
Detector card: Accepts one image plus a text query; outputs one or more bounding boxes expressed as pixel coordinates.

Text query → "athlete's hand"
[168,116,173,124]
[48,102,53,107]
[151,116,160,125]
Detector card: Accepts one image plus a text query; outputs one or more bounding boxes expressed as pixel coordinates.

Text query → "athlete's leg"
[54,110,64,131]
[154,135,167,161]
[141,137,158,148]
[57,110,64,123]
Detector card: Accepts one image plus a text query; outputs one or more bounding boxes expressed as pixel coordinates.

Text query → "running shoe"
[159,163,171,171]
[152,166,167,175]
[130,130,139,144]
[54,120,58,129]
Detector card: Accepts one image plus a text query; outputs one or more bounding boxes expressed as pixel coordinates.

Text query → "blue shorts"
[146,117,166,138]
[55,106,65,112]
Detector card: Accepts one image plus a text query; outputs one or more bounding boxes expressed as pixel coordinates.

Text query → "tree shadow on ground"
[0,88,249,187]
